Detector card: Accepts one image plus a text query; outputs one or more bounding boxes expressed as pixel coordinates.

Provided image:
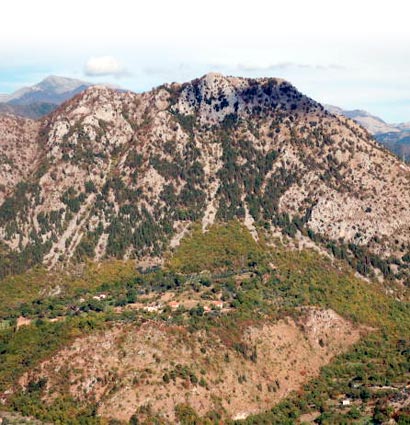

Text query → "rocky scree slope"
[1,73,410,278]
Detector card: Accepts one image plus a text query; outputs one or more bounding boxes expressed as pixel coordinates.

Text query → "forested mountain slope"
[1,73,410,284]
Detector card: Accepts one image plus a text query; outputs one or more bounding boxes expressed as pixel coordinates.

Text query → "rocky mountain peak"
[37,75,90,93]
[0,75,92,107]
[173,73,319,124]
[0,74,410,284]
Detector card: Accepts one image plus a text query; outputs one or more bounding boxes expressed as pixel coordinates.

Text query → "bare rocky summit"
[1,73,410,280]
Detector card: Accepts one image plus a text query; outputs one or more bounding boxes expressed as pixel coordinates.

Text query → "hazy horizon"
[1,0,409,122]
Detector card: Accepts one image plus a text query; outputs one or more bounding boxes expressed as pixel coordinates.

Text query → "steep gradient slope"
[324,104,398,135]
[0,73,410,281]
[0,115,41,205]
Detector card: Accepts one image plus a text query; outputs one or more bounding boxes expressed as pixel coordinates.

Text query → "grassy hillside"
[0,260,137,319]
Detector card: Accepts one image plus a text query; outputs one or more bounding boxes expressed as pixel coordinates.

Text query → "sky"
[1,0,409,122]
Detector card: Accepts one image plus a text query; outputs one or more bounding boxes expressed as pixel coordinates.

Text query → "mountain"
[374,129,410,161]
[3,221,410,424]
[0,76,94,119]
[0,114,41,205]
[0,102,57,120]
[1,73,410,423]
[0,73,409,279]
[2,75,92,106]
[324,104,399,134]
[325,104,410,160]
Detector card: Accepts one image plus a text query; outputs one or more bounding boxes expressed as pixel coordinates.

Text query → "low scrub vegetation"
[0,223,409,424]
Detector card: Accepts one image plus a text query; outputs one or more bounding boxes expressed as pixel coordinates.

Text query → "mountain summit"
[324,104,397,134]
[2,75,91,106]
[0,75,94,119]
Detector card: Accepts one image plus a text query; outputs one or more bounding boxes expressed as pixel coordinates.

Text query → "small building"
[341,399,351,406]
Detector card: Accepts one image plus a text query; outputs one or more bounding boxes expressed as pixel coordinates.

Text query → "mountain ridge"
[1,75,92,105]
[0,75,121,120]
[325,104,410,160]
[1,73,410,283]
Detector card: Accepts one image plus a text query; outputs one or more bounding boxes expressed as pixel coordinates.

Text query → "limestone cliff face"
[0,73,409,275]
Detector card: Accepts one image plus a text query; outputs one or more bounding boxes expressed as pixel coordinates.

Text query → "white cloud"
[84,56,127,77]
[1,0,409,122]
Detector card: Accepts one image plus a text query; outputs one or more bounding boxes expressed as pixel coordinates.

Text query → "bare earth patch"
[19,307,366,422]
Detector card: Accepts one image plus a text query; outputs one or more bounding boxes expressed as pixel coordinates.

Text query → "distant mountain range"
[0,76,95,119]
[325,104,410,160]
[0,102,57,120]
[0,75,92,105]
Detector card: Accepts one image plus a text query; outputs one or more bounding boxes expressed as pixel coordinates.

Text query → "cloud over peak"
[84,56,127,77]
